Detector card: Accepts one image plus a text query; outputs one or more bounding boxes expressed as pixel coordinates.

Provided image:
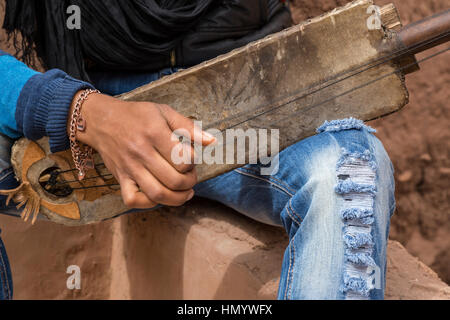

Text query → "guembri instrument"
[1,0,449,225]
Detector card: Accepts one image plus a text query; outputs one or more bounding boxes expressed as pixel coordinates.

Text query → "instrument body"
[1,0,432,225]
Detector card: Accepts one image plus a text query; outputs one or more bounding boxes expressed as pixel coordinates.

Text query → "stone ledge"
[1,198,448,299]
[113,199,450,299]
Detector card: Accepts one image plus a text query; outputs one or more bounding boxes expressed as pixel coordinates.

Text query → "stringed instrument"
[1,0,449,225]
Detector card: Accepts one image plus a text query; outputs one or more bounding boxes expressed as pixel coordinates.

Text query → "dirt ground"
[0,0,448,299]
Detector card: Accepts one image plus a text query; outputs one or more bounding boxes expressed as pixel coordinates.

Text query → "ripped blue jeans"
[195,121,395,299]
[0,69,395,300]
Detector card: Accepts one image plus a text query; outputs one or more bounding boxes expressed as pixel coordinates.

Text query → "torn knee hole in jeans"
[316,118,376,134]
[335,148,379,300]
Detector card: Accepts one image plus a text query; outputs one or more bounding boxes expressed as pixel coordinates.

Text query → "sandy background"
[0,0,448,299]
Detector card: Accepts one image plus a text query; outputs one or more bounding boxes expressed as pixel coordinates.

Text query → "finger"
[142,147,198,191]
[158,104,216,146]
[120,176,158,209]
[132,166,195,206]
[153,124,197,173]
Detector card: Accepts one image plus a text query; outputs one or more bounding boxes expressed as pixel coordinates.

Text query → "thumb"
[159,104,216,146]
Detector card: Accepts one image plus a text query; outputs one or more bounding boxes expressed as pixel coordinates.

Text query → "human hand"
[69,92,215,208]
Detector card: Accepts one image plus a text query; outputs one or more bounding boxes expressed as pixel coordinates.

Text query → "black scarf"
[3,0,215,81]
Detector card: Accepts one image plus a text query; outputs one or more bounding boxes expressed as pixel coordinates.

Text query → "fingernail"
[187,190,195,201]
[202,131,216,142]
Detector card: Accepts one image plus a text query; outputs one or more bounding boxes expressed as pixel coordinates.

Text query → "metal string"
[204,31,450,131]
[49,41,450,191]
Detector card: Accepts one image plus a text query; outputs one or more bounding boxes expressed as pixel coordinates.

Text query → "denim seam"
[285,202,301,226]
[285,231,298,300]
[237,167,297,194]
[288,199,303,225]
[234,168,294,197]
[0,245,11,300]
[389,204,396,216]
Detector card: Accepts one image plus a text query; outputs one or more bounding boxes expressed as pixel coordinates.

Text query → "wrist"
[67,89,101,179]
[68,90,102,149]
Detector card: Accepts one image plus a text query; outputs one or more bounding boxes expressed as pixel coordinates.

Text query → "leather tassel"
[0,182,41,224]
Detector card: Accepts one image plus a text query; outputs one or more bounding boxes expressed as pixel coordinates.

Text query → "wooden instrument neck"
[398,9,450,55]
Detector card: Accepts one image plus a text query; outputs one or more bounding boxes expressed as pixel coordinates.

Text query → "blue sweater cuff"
[17,70,94,153]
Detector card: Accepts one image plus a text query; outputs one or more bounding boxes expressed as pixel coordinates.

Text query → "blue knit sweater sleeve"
[0,50,94,152]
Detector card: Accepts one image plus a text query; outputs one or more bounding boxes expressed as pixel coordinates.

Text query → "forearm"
[0,50,94,152]
[0,51,38,139]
